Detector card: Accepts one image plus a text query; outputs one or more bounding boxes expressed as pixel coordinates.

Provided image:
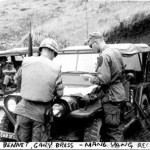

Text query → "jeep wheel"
[140,94,150,130]
[0,114,15,142]
[83,118,102,142]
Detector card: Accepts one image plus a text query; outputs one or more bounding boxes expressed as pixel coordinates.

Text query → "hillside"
[0,0,150,50]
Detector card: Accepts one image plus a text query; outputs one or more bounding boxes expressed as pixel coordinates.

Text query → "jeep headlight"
[52,103,65,117]
[6,97,17,112]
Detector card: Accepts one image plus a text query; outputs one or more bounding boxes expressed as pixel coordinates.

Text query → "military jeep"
[0,44,150,141]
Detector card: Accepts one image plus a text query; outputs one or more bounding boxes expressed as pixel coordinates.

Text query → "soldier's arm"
[14,67,22,87]
[55,69,64,98]
[90,55,111,85]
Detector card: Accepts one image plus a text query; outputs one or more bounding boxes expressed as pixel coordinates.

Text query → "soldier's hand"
[82,94,90,103]
[82,74,95,83]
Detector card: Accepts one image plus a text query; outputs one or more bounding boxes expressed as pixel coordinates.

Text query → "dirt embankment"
[105,13,150,45]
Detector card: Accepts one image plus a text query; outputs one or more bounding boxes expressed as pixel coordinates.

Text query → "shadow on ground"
[124,120,150,142]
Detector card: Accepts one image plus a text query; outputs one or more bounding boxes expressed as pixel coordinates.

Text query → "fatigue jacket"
[14,56,64,122]
[93,46,126,102]
[15,56,64,102]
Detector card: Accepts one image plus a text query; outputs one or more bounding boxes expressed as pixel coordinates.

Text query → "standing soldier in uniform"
[83,32,126,142]
[14,38,64,142]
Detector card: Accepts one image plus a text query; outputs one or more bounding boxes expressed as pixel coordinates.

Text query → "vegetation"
[0,0,150,50]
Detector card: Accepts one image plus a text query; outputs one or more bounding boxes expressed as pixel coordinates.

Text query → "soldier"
[83,32,126,142]
[0,58,16,95]
[2,61,16,91]
[14,38,64,142]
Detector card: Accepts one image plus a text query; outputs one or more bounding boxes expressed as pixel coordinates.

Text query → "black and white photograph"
[0,0,150,148]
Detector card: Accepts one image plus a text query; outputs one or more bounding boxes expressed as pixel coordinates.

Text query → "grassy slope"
[0,0,150,50]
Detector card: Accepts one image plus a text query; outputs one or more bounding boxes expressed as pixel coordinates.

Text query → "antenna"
[30,21,32,34]
[28,21,33,56]
[85,0,89,38]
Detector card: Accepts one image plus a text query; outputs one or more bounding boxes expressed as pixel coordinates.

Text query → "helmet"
[39,38,59,56]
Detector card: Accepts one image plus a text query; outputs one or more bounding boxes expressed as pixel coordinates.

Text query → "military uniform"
[14,56,64,142]
[91,45,126,142]
[0,62,16,94]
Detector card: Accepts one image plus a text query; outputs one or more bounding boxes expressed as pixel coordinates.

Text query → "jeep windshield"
[54,53,98,73]
[54,43,150,74]
[53,52,98,96]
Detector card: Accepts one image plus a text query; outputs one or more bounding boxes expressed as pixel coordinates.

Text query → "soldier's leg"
[32,121,51,142]
[102,102,124,142]
[0,79,4,95]
[0,79,3,90]
[2,75,12,94]
[3,75,11,87]
[105,125,123,142]
[15,115,32,142]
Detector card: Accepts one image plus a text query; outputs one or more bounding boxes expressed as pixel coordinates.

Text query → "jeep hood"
[62,73,97,97]
[9,85,97,98]
[7,73,97,98]
[63,85,97,97]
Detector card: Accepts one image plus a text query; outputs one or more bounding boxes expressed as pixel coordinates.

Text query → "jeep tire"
[0,114,15,142]
[83,118,102,142]
[140,94,150,130]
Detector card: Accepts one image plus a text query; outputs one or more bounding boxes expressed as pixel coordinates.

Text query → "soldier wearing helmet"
[14,38,64,142]
[83,32,126,142]
[39,38,59,57]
